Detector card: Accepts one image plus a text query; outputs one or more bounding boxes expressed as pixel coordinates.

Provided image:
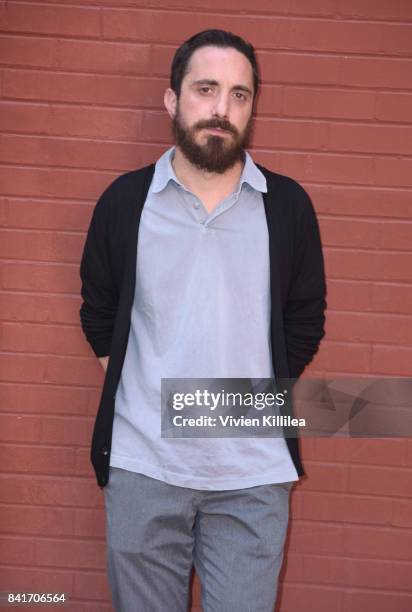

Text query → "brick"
[339,56,412,90]
[289,486,304,520]
[348,465,412,498]
[300,438,330,461]
[253,117,329,150]
[0,34,57,69]
[2,134,122,169]
[259,50,341,87]
[343,590,412,612]
[302,491,393,526]
[379,221,412,252]
[325,312,412,346]
[314,185,412,219]
[0,414,42,442]
[372,346,412,376]
[34,538,106,570]
[1,293,79,325]
[73,509,105,539]
[376,92,412,123]
[40,415,93,446]
[0,134,137,173]
[282,87,375,120]
[303,554,412,590]
[319,218,381,250]
[0,197,89,230]
[2,3,100,37]
[302,438,407,467]
[348,439,407,467]
[1,322,87,355]
[44,355,105,386]
[0,566,73,594]
[75,448,96,477]
[0,165,129,200]
[57,39,150,75]
[340,0,412,20]
[0,350,103,386]
[0,383,100,417]
[251,85,283,116]
[392,499,412,529]
[102,10,254,45]
[0,227,84,263]
[328,123,412,156]
[0,354,49,385]
[407,439,412,466]
[50,106,143,140]
[1,261,79,293]
[253,150,377,186]
[282,582,343,612]
[0,475,103,508]
[310,341,370,374]
[0,133,164,174]
[326,280,373,312]
[0,100,51,134]
[310,19,412,57]
[288,522,344,554]
[141,110,176,142]
[0,536,34,565]
[191,572,201,605]
[279,552,304,582]
[343,525,412,560]
[325,249,412,282]
[299,462,347,492]
[2,444,75,476]
[0,101,144,141]
[0,505,74,536]
[3,68,167,108]
[72,570,111,601]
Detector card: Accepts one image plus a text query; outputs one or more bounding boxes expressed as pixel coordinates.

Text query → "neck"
[171,147,244,195]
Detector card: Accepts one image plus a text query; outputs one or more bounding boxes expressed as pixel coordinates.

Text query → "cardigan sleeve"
[284,189,327,378]
[79,183,119,357]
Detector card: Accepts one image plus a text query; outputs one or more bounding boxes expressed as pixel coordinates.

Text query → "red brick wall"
[1,2,411,611]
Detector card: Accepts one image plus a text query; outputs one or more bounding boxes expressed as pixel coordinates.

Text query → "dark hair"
[170,29,259,100]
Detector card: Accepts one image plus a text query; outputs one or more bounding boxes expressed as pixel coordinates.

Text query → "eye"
[234,91,247,101]
[199,86,212,94]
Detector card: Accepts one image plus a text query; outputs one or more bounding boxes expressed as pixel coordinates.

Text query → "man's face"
[168,46,255,173]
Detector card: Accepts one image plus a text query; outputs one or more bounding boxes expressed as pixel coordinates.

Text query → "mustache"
[193,118,238,136]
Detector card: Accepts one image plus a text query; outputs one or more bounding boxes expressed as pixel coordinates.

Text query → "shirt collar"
[151,146,267,194]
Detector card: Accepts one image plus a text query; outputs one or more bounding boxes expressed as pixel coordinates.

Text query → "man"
[79,29,326,612]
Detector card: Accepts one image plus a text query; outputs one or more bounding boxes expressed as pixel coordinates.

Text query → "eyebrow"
[191,79,252,95]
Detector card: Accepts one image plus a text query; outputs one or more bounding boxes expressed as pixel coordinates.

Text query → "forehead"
[183,45,254,89]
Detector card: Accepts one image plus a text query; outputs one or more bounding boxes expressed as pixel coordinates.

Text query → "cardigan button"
[102,447,108,456]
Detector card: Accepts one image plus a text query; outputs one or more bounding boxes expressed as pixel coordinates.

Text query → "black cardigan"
[79,162,327,488]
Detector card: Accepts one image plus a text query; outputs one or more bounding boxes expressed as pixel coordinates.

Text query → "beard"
[172,106,253,174]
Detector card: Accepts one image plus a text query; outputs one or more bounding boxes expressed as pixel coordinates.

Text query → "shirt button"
[193,202,200,209]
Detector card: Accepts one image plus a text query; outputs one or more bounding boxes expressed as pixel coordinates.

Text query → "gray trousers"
[103,466,292,612]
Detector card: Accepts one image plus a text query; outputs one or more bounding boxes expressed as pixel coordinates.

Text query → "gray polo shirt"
[109,146,298,489]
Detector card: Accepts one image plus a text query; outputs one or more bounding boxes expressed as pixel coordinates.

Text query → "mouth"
[204,126,232,136]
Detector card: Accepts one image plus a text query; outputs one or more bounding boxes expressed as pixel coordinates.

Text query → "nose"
[212,91,230,118]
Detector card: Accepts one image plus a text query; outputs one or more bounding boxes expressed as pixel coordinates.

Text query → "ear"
[164,87,178,119]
